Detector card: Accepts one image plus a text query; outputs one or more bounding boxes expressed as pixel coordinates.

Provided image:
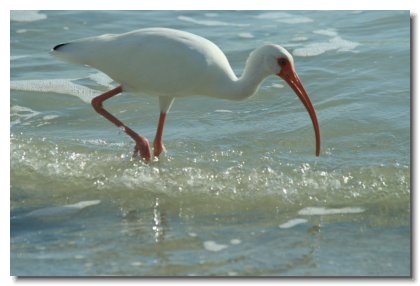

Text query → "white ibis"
[52,27,320,161]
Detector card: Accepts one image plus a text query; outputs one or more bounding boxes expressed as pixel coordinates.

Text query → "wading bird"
[52,28,320,161]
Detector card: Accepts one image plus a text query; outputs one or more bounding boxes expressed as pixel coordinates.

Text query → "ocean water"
[10,10,410,276]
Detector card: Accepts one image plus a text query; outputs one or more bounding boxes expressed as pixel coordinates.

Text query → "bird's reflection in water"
[152,197,167,243]
[119,196,168,244]
[119,195,170,268]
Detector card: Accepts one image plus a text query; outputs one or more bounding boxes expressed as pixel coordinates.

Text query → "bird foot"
[132,138,152,162]
[153,141,166,157]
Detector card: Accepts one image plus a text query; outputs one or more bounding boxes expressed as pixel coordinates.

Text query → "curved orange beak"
[278,62,321,157]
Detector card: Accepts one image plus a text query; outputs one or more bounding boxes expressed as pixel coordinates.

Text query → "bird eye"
[278,58,287,66]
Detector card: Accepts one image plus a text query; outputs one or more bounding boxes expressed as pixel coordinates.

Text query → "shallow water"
[10,10,410,276]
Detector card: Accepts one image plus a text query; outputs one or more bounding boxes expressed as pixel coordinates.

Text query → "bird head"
[258,45,321,156]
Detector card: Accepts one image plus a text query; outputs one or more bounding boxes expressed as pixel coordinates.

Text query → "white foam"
[313,29,338,37]
[10,79,98,103]
[203,241,228,252]
[131,261,143,266]
[87,72,114,88]
[79,138,109,146]
[214,109,233,113]
[254,12,312,24]
[291,36,308,42]
[279,218,308,229]
[178,16,249,27]
[43,114,60,121]
[238,32,254,39]
[24,200,101,218]
[298,207,365,216]
[254,12,281,19]
[292,36,360,57]
[230,239,241,245]
[11,106,60,127]
[10,11,47,22]
[277,17,313,24]
[11,105,40,126]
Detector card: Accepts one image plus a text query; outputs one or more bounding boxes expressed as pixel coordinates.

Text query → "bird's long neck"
[220,52,268,101]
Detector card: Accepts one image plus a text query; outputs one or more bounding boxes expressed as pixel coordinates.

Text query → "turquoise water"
[10,10,410,276]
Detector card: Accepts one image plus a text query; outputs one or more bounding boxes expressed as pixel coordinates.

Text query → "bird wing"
[52,28,235,97]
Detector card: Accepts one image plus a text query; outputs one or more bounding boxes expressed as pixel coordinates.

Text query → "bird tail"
[50,35,108,65]
[50,42,88,65]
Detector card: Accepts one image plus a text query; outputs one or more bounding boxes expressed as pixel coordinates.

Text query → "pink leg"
[153,112,167,157]
[91,86,152,161]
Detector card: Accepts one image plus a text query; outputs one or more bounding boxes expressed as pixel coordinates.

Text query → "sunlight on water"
[11,132,409,216]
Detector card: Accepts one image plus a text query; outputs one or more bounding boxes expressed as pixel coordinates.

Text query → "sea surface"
[10,10,410,276]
